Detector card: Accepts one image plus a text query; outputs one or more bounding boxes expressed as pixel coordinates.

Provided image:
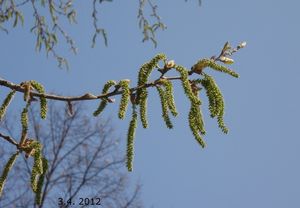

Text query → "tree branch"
[0,42,245,104]
[0,76,183,102]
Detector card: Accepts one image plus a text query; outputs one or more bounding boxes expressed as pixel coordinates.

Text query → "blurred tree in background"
[0,102,143,208]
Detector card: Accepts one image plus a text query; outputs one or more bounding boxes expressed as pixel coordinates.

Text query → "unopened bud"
[165,60,175,69]
[237,41,247,49]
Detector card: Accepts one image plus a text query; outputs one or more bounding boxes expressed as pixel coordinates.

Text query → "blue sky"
[1,0,300,207]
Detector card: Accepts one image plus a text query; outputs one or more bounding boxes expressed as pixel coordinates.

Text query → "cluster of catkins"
[0,80,48,205]
[93,41,244,172]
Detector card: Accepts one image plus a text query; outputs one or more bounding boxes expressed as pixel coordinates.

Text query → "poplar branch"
[0,76,183,102]
[0,42,245,104]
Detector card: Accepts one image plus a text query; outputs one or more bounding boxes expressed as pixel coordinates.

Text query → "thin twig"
[0,132,18,147]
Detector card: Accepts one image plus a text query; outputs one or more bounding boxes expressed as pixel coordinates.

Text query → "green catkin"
[174,65,208,145]
[197,108,206,135]
[126,106,138,172]
[191,102,206,135]
[30,80,47,119]
[207,60,239,78]
[174,65,201,105]
[136,53,166,104]
[156,86,173,129]
[200,78,218,117]
[33,145,43,175]
[136,54,167,128]
[31,168,38,192]
[201,74,228,134]
[93,101,107,117]
[118,80,130,119]
[26,141,43,192]
[191,88,205,129]
[0,151,19,196]
[217,106,228,134]
[0,90,16,120]
[194,59,239,78]
[93,80,116,116]
[188,109,206,148]
[35,157,48,205]
[160,79,178,117]
[20,102,31,145]
[139,95,148,128]
[185,83,206,146]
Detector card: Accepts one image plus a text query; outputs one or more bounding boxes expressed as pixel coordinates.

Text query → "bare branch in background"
[0,0,200,68]
[0,102,143,208]
[91,0,112,48]
[138,0,166,47]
